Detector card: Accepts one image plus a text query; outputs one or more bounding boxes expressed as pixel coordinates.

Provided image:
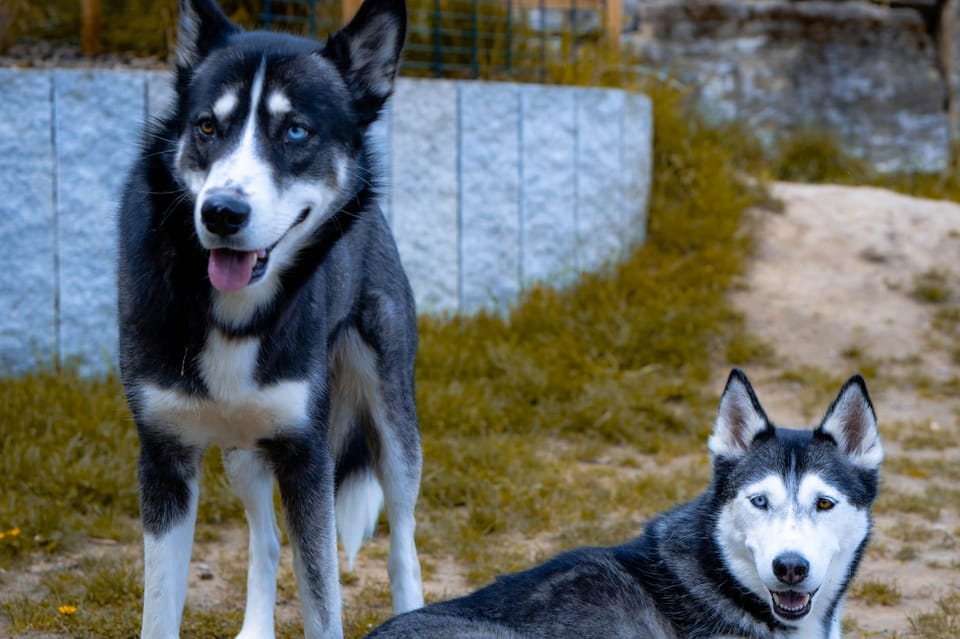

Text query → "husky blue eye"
[286,125,310,142]
[749,495,768,510]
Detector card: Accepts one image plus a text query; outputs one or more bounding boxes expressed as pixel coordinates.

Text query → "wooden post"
[81,0,102,56]
[604,0,621,43]
[342,0,363,24]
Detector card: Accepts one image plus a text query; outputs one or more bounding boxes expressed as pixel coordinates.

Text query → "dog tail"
[336,468,384,569]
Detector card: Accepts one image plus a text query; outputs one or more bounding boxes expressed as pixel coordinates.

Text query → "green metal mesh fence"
[262,0,614,82]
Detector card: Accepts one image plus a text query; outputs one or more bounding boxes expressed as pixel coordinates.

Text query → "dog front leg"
[138,431,202,639]
[262,432,342,639]
[223,448,281,639]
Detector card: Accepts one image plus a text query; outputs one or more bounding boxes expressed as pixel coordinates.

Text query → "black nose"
[201,194,250,236]
[773,552,809,586]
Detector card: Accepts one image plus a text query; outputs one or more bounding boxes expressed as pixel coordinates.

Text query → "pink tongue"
[208,249,257,292]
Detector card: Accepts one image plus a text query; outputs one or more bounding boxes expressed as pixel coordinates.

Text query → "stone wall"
[0,69,652,376]
[624,0,953,172]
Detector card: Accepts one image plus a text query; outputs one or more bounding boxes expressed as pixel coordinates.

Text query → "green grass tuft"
[850,578,902,607]
[910,592,960,639]
[0,370,250,569]
[772,129,872,185]
[910,269,953,305]
[0,371,138,565]
[2,554,143,637]
[770,129,960,203]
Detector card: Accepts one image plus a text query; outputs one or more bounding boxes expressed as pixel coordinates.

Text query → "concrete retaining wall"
[0,69,652,376]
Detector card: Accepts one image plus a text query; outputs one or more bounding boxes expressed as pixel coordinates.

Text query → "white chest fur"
[140,330,311,449]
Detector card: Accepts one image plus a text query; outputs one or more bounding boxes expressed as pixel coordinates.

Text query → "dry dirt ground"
[3,181,959,637]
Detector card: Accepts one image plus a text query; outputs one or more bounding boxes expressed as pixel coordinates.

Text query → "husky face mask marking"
[176,53,355,296]
[712,370,882,632]
[718,472,870,624]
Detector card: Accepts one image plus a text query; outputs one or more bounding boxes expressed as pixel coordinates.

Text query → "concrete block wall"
[0,69,652,376]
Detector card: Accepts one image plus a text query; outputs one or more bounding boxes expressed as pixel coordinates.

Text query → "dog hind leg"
[370,391,424,613]
[329,324,424,614]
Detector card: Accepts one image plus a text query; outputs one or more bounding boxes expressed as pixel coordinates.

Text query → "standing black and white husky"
[117,0,423,637]
[365,369,882,639]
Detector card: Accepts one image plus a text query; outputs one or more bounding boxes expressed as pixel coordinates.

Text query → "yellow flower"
[0,532,5,540]
[58,605,78,615]
[7,528,20,537]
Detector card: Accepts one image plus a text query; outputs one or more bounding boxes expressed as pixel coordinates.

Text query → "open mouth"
[770,589,814,620]
[206,207,310,292]
[207,247,267,292]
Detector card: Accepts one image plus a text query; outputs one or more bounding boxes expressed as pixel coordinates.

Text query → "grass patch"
[774,365,846,420]
[2,553,143,637]
[894,545,919,562]
[886,456,960,482]
[838,343,880,382]
[910,592,960,639]
[910,269,953,305]
[0,551,285,639]
[344,581,394,639]
[725,332,777,368]
[770,129,960,203]
[772,129,872,185]
[0,370,247,569]
[931,306,960,365]
[884,419,960,450]
[0,371,139,565]
[850,578,902,607]
[877,484,960,522]
[883,522,937,544]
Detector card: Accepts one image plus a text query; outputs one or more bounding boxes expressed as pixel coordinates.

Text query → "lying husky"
[366,370,882,639]
[117,0,422,637]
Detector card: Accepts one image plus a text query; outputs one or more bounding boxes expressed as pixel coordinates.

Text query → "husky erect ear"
[816,375,883,470]
[708,369,772,459]
[323,0,407,125]
[176,0,240,69]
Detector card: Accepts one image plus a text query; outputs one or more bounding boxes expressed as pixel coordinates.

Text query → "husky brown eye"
[197,118,216,136]
[816,497,835,512]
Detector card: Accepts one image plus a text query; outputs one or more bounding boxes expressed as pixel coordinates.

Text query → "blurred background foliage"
[2,0,261,56]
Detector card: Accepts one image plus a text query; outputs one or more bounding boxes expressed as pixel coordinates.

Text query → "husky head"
[709,369,882,634]
[170,0,404,305]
